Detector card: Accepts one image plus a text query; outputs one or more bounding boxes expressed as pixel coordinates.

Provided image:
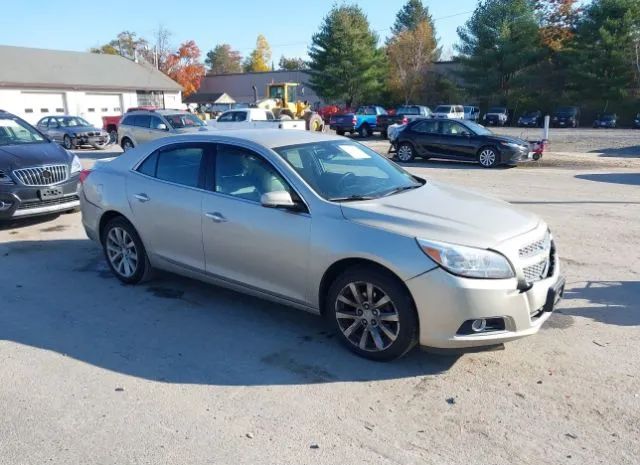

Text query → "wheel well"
[318,258,414,316]
[98,211,127,243]
[478,144,499,155]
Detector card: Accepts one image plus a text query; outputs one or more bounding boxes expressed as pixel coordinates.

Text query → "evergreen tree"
[205,44,243,74]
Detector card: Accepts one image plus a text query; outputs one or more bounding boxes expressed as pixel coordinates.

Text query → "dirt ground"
[0,133,638,465]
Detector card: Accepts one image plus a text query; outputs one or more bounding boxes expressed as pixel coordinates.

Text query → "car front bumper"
[0,177,80,220]
[406,264,564,349]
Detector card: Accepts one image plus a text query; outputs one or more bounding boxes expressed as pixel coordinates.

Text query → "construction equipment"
[253,82,324,131]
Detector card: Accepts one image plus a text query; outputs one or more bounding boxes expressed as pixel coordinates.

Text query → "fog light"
[0,200,12,211]
[471,319,487,332]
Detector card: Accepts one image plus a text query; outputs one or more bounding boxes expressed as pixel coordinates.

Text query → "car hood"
[0,142,71,169]
[340,181,539,249]
[486,134,528,146]
[174,126,210,134]
[68,125,102,133]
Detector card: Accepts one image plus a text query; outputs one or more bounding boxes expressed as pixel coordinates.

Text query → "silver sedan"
[80,130,564,360]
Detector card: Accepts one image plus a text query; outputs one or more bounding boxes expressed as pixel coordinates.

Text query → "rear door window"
[156,146,205,188]
[413,120,438,134]
[136,115,152,128]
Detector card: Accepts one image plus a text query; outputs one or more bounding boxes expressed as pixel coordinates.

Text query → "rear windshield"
[397,106,420,115]
[434,105,451,113]
[0,117,47,146]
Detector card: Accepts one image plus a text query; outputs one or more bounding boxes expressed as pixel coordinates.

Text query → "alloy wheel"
[106,227,139,278]
[335,281,400,352]
[397,144,413,162]
[479,149,496,167]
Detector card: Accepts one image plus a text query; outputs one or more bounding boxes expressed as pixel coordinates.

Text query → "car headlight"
[500,141,522,149]
[417,238,515,279]
[70,154,82,174]
[552,116,558,121]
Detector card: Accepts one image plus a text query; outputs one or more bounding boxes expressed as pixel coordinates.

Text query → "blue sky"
[0,0,478,61]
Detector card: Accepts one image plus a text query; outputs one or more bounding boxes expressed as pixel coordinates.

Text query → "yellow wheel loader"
[253,82,324,132]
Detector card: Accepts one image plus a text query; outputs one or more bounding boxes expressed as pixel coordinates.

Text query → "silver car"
[117,109,208,151]
[80,130,565,360]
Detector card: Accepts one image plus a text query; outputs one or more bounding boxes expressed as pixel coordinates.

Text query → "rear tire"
[359,124,371,138]
[102,217,152,285]
[63,135,74,150]
[326,266,418,361]
[380,130,388,139]
[304,112,324,131]
[336,129,345,136]
[121,138,134,151]
[396,142,415,162]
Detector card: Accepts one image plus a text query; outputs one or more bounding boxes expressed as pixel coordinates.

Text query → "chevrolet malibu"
[80,130,565,360]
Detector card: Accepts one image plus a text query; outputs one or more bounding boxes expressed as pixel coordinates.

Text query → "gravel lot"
[0,133,638,465]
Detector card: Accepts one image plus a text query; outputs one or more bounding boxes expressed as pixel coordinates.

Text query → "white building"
[0,45,182,127]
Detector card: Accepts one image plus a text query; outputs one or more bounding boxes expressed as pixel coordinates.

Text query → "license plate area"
[39,187,63,200]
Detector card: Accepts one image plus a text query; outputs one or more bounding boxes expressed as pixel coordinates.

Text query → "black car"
[593,113,617,128]
[393,118,531,168]
[634,113,640,129]
[551,106,580,128]
[518,110,543,127]
[36,115,109,150]
[0,111,81,221]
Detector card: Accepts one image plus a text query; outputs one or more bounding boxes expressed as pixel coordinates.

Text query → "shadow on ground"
[0,239,458,386]
[562,281,640,327]
[575,173,640,187]
[0,213,62,231]
[590,146,640,157]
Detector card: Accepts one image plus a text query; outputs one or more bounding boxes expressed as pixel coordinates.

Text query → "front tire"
[63,135,74,150]
[327,266,418,361]
[396,142,415,162]
[102,217,152,284]
[121,138,134,151]
[478,146,499,168]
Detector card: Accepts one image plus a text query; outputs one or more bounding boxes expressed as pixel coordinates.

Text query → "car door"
[127,142,208,271]
[436,120,478,160]
[409,120,441,156]
[201,143,311,303]
[132,114,153,144]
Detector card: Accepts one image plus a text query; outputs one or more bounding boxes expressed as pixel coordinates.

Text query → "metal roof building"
[0,45,182,126]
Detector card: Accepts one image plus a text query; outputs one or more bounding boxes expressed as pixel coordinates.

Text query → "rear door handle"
[134,193,150,202]
[205,212,227,223]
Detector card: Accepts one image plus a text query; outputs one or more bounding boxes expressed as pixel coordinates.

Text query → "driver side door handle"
[205,212,228,223]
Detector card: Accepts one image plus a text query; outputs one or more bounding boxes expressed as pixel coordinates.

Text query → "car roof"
[126,109,190,116]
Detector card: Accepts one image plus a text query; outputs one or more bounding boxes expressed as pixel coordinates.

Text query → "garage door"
[21,92,66,124]
[81,93,122,127]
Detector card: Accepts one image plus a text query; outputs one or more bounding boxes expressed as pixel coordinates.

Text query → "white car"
[432,105,465,119]
[208,108,305,131]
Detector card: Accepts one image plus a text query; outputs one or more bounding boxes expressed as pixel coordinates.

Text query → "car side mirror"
[261,190,296,209]
[157,123,168,131]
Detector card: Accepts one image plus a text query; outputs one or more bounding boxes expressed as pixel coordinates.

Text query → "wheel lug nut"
[371,320,377,326]
[357,309,363,316]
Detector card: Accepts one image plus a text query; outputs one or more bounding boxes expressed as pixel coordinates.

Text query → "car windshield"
[164,113,205,129]
[523,111,539,117]
[601,114,615,121]
[56,116,91,127]
[464,121,493,136]
[397,106,419,114]
[274,141,422,201]
[556,107,576,115]
[489,107,506,113]
[0,117,47,146]
[434,105,451,113]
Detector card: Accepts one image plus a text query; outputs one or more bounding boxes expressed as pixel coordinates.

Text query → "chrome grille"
[519,232,552,284]
[13,164,68,186]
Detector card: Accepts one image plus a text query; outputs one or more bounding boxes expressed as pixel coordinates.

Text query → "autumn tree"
[387,21,438,103]
[205,44,243,74]
[278,56,307,70]
[165,41,206,97]
[308,5,384,107]
[244,35,272,72]
[534,0,581,51]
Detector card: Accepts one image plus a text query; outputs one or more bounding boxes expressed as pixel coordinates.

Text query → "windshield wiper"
[379,184,421,197]
[328,194,376,202]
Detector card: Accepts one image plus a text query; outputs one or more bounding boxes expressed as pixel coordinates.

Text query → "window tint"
[38,118,49,127]
[121,115,134,126]
[149,116,165,130]
[136,115,152,128]
[234,112,247,122]
[413,120,438,134]
[217,112,234,122]
[215,145,289,203]
[156,146,204,187]
[137,152,158,177]
[439,121,467,135]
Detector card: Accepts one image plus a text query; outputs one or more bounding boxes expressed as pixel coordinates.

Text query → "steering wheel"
[337,172,358,192]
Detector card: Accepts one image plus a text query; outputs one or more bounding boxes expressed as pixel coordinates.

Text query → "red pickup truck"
[102,106,156,143]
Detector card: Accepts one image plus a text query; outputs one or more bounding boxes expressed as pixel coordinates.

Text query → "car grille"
[17,194,79,210]
[519,232,553,284]
[13,165,69,186]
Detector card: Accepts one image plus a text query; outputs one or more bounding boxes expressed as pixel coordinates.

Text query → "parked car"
[376,105,432,139]
[208,108,306,131]
[118,109,209,151]
[102,106,157,143]
[432,105,465,119]
[80,129,564,360]
[463,106,480,122]
[0,110,81,221]
[634,113,640,129]
[517,110,543,128]
[329,105,387,137]
[393,118,533,168]
[593,113,617,128]
[36,115,109,150]
[551,106,580,128]
[483,107,509,126]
